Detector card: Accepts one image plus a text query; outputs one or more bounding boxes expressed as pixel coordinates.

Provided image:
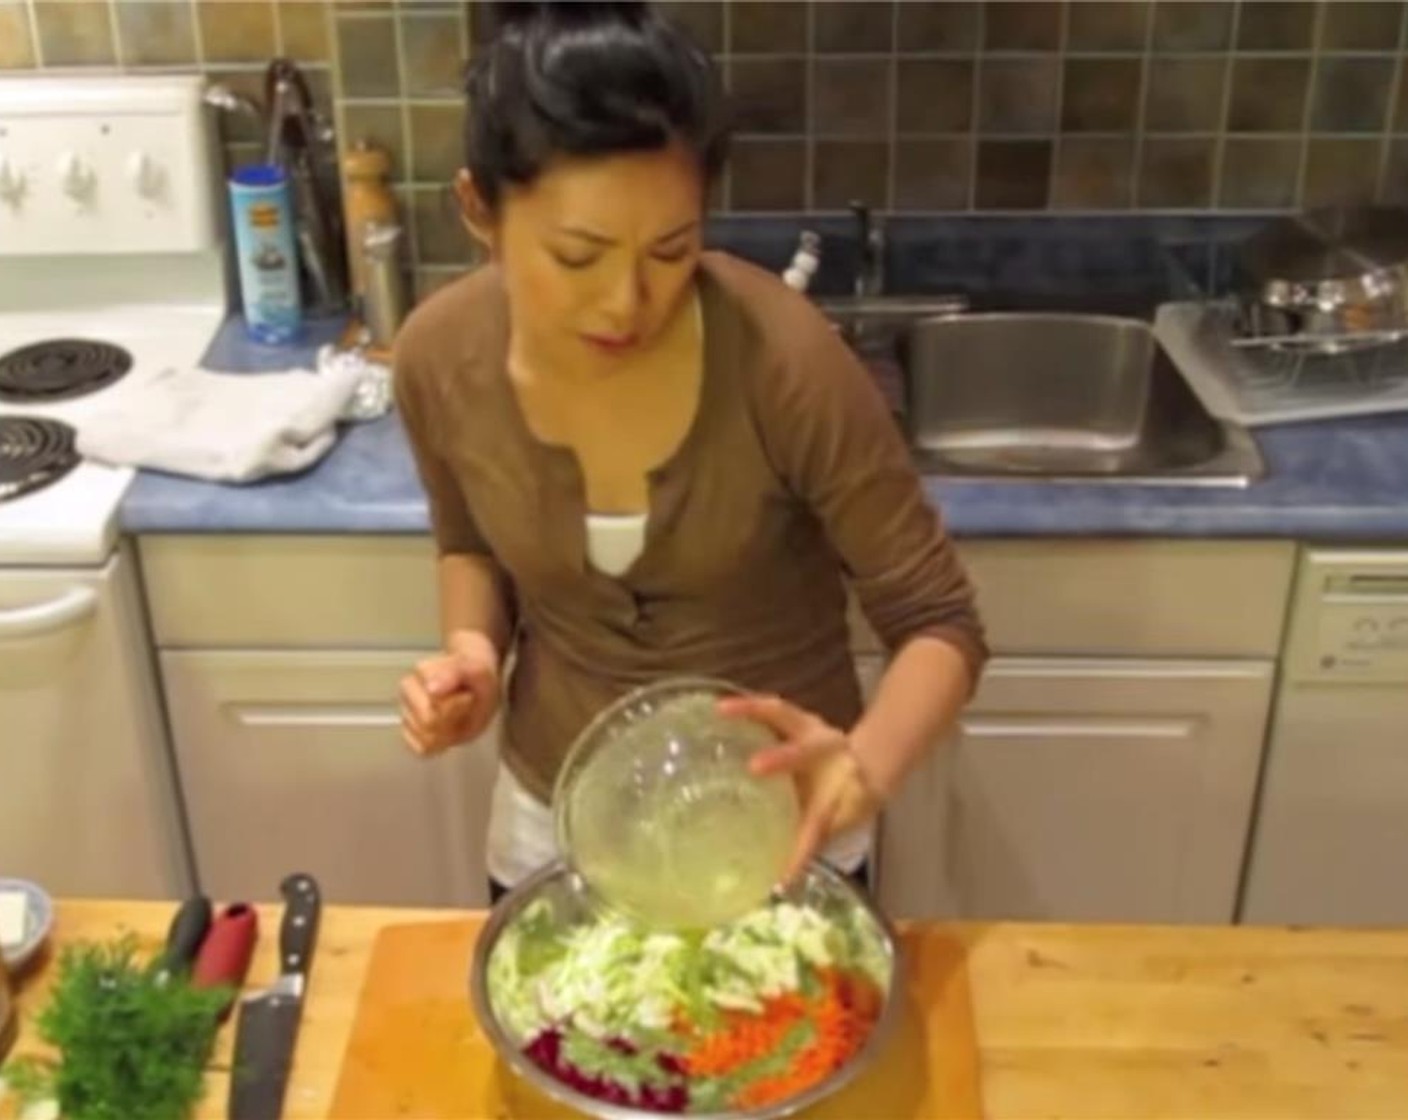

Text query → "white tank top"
[584,512,648,577]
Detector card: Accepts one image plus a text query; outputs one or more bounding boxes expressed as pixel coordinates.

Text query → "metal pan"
[1236,205,1408,350]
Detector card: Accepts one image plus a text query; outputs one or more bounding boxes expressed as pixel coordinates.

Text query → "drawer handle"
[0,586,97,640]
[230,705,401,729]
[961,717,1198,740]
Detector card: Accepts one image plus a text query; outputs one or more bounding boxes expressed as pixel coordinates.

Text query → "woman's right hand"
[399,630,501,756]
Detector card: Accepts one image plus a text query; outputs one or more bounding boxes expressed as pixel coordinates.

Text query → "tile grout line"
[106,0,124,69]
[719,0,732,212]
[104,0,118,69]
[271,0,286,58]
[390,9,421,275]
[1375,1,1408,201]
[1293,0,1328,207]
[757,48,1406,61]
[1207,55,1234,206]
[1131,0,1157,209]
[802,0,815,212]
[711,47,1401,62]
[335,94,460,107]
[454,0,471,280]
[191,0,206,69]
[884,0,898,211]
[1046,0,1073,210]
[1212,0,1244,209]
[966,1,984,210]
[25,0,43,68]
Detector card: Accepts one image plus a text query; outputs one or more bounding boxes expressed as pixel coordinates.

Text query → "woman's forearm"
[848,636,973,799]
[438,553,515,658]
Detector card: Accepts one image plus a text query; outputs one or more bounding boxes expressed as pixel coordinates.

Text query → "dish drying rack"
[1155,243,1408,427]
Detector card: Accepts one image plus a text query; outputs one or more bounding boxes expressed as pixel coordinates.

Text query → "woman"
[396,1,986,903]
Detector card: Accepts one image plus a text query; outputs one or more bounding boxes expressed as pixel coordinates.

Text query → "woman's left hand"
[718,694,886,886]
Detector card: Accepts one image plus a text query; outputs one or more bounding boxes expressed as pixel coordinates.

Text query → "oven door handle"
[0,586,98,640]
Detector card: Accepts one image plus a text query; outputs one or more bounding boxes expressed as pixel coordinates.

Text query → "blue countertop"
[120,316,1408,541]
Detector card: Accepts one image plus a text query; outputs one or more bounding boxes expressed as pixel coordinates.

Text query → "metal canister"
[362,222,408,349]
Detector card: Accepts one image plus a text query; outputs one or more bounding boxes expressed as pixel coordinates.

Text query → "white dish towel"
[76,364,362,483]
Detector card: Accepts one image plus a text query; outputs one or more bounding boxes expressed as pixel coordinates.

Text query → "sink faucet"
[850,200,885,301]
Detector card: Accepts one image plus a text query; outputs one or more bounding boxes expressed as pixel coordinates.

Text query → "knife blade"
[191,902,259,1022]
[228,873,321,1120]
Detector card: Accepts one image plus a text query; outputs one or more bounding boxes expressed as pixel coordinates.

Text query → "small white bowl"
[0,878,54,974]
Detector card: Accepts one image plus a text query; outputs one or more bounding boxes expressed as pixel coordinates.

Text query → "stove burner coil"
[0,339,133,402]
[0,417,79,502]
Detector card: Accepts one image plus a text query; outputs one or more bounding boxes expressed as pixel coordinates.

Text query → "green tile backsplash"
[196,0,277,65]
[34,1,117,66]
[114,0,198,67]
[6,0,1408,297]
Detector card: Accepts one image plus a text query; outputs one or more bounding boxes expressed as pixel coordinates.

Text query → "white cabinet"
[141,535,491,908]
[161,649,494,907]
[878,657,1275,924]
[0,547,190,898]
[138,534,1294,917]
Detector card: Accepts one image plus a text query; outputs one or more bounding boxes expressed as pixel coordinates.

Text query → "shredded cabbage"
[488,897,888,1045]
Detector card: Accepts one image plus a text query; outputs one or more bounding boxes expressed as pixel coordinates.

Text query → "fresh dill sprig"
[1,935,230,1120]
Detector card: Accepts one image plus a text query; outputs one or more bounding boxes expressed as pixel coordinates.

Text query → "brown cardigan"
[394,251,987,802]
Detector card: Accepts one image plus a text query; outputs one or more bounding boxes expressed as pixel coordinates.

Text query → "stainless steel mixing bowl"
[469,859,902,1120]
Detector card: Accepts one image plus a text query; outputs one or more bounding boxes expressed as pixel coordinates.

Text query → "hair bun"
[490,1,648,31]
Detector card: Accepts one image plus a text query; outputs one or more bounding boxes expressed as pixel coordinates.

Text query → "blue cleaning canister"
[228,164,303,344]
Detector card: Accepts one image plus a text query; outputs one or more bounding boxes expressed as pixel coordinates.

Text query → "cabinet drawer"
[956,539,1294,658]
[161,648,493,906]
[140,535,439,647]
[140,535,1295,658]
[879,656,1275,924]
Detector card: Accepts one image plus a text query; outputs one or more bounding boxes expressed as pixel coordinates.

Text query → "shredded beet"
[523,1029,689,1114]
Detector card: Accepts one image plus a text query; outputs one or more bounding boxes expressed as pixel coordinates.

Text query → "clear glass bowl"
[552,677,800,930]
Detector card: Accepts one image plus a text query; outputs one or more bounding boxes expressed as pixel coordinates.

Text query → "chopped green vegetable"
[489,897,888,1045]
[560,1034,682,1097]
[0,936,231,1120]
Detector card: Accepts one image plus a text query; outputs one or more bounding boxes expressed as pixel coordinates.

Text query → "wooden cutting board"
[329,919,982,1119]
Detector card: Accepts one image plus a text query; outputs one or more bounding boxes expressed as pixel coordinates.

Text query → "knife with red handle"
[192,903,259,1021]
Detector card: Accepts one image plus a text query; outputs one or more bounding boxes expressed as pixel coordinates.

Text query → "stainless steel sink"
[898,312,1265,486]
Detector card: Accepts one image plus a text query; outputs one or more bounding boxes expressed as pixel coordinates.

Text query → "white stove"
[0,74,227,900]
[0,304,223,562]
[0,74,226,565]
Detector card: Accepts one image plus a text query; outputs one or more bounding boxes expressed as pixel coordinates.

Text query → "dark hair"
[464,1,730,208]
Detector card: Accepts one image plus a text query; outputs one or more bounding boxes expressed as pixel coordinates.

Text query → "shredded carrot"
[678,967,883,1107]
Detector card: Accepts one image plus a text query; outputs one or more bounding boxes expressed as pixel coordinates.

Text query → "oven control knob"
[0,157,25,207]
[126,151,163,198]
[57,152,95,204]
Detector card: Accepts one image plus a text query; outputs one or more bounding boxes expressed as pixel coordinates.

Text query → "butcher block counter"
[5,901,1408,1119]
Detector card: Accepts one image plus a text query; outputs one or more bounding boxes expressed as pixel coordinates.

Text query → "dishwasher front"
[1241,549,1408,926]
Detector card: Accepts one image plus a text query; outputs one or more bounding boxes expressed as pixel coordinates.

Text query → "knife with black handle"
[154,895,212,984]
[228,874,321,1120]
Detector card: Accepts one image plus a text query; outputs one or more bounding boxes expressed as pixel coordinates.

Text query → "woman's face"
[460,142,705,368]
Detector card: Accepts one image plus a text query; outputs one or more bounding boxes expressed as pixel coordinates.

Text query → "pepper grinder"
[341,139,398,304]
